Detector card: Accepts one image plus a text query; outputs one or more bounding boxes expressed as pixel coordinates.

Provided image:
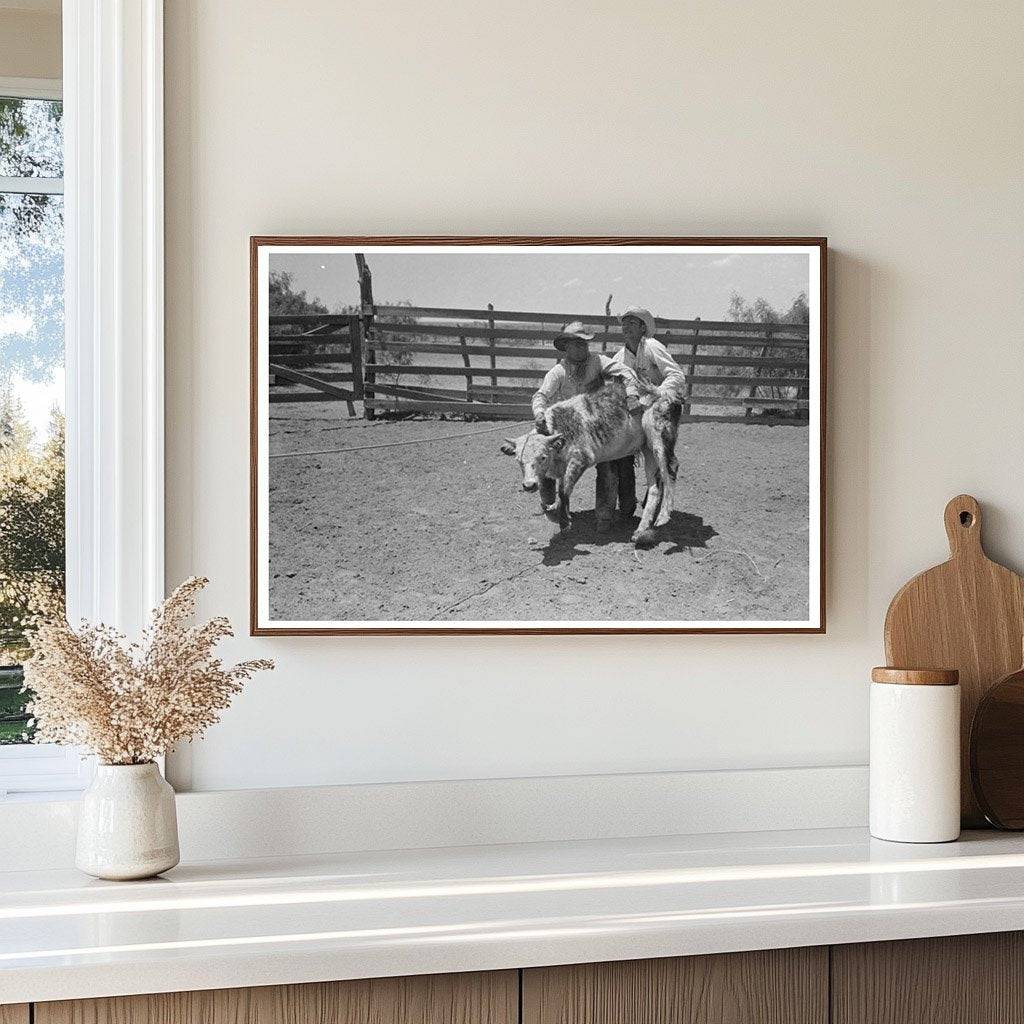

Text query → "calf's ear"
[500,439,516,456]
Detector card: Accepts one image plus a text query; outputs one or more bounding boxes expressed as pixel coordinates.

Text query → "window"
[0,6,166,798]
[0,80,86,798]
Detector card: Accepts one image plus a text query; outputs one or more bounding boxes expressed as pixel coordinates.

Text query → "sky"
[1,99,64,447]
[1,240,64,446]
[269,250,811,321]
[12,367,62,441]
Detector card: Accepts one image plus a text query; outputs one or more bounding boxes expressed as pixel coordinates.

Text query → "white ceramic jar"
[869,667,961,843]
[76,762,180,880]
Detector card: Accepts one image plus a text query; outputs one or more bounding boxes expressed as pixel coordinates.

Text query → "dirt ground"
[267,405,810,623]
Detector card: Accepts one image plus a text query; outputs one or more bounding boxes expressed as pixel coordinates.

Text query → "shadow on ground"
[541,509,717,565]
[269,412,807,622]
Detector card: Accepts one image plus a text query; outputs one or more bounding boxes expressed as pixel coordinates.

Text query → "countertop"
[4,827,1024,1004]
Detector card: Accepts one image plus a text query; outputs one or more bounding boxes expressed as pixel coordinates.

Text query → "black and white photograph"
[251,238,825,634]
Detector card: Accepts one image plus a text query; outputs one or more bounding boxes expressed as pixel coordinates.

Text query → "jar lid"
[871,666,959,686]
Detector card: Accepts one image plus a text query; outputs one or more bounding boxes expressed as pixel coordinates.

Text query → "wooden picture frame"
[250,237,827,635]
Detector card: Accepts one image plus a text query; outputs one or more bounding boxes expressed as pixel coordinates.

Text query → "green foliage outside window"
[0,396,65,743]
[1,95,65,744]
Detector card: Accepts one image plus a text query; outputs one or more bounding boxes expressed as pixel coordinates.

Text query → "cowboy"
[609,307,686,519]
[613,306,686,390]
[531,321,620,429]
[531,321,640,530]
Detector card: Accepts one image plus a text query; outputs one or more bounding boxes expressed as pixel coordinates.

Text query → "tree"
[268,270,328,319]
[727,291,810,416]
[0,400,65,743]
[0,397,65,664]
[0,98,62,181]
[783,292,809,325]
[0,392,33,451]
[728,291,809,326]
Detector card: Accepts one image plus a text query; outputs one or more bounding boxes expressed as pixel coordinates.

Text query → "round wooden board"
[970,664,1024,829]
[884,495,1024,826]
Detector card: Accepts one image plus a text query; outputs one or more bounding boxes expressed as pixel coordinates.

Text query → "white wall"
[164,0,1024,792]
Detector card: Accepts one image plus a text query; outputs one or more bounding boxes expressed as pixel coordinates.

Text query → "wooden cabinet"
[34,971,517,1024]
[832,932,1024,1024]
[24,932,1024,1024]
[522,948,828,1024]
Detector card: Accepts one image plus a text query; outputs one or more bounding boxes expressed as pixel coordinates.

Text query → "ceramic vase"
[76,762,180,880]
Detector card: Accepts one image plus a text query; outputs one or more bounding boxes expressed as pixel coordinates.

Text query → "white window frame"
[0,76,64,194]
[0,1,165,799]
[0,77,62,101]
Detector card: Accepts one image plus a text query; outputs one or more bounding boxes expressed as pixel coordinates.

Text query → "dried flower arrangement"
[22,577,273,765]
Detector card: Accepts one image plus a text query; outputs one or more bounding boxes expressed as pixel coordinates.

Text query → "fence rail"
[266,300,811,425]
[374,305,810,336]
[375,322,809,350]
[267,314,363,413]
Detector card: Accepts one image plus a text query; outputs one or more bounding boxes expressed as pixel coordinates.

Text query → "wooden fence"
[268,305,810,426]
[268,313,363,415]
[365,305,810,424]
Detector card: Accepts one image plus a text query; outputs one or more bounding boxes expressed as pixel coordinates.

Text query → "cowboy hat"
[619,306,656,337]
[553,320,595,352]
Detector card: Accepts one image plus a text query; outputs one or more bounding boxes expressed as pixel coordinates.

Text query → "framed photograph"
[250,237,826,635]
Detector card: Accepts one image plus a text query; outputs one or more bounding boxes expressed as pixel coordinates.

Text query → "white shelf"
[4,827,1024,1004]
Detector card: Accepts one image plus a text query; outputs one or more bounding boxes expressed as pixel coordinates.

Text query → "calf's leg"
[632,447,663,544]
[649,434,674,528]
[556,451,592,533]
[654,413,681,527]
[631,409,679,540]
[539,476,557,514]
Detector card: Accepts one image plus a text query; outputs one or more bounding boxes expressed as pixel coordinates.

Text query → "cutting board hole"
[960,511,974,527]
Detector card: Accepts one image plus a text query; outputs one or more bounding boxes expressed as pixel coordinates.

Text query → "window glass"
[0,97,65,747]
[0,98,63,178]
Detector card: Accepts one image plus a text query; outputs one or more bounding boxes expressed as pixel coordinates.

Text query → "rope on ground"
[269,420,535,459]
[692,548,783,581]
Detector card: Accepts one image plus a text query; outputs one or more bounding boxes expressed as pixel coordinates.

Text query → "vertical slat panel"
[832,932,1024,1024]
[355,253,376,419]
[0,1006,29,1024]
[487,302,497,391]
[35,971,517,1024]
[682,319,700,417]
[349,314,364,401]
[744,326,773,420]
[458,333,474,402]
[522,948,827,1024]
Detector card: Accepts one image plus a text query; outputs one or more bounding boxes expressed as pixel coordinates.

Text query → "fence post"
[487,303,497,399]
[683,317,700,418]
[745,324,774,420]
[601,294,614,353]
[795,326,810,419]
[354,254,375,420]
[348,313,364,416]
[459,333,474,404]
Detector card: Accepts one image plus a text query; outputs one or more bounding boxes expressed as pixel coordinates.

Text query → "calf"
[501,375,682,545]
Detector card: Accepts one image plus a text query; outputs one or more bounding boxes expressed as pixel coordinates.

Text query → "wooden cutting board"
[884,494,1024,826]
[970,651,1024,829]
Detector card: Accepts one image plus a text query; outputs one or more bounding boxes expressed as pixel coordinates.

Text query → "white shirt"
[612,337,685,389]
[531,353,615,417]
